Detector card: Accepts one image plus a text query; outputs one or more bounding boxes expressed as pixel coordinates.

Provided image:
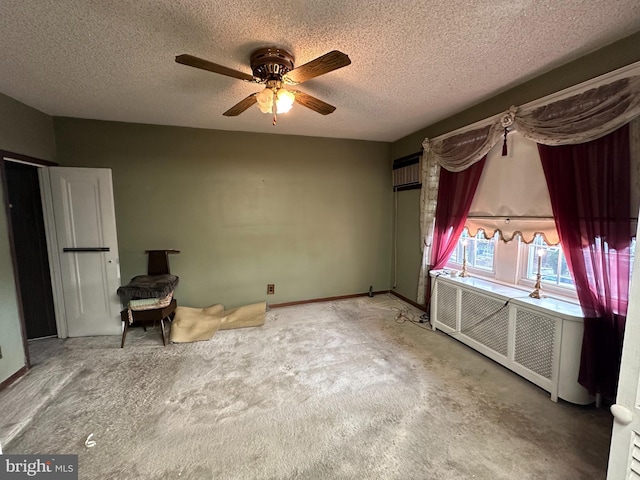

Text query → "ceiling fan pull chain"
[272,93,277,125]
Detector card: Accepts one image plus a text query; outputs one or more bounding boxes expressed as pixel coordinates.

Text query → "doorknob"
[611,404,633,425]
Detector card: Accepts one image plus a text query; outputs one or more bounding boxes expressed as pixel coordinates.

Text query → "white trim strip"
[2,157,46,168]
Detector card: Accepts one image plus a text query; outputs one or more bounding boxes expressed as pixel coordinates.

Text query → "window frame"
[444,230,581,303]
[446,229,498,278]
[517,236,578,300]
[442,226,636,306]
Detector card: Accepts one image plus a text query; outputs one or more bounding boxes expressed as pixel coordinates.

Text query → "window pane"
[448,229,469,265]
[525,235,574,288]
[541,247,559,283]
[448,229,495,271]
[559,258,573,286]
[473,236,495,270]
[449,241,460,263]
[630,238,636,279]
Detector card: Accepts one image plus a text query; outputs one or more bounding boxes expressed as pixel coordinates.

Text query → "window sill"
[517,278,579,305]
[445,262,496,279]
[431,269,583,319]
[444,262,580,307]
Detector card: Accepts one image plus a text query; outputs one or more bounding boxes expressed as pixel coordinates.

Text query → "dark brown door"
[5,161,57,339]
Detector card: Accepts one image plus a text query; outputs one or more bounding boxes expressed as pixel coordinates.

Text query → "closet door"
[607,214,640,479]
[43,167,122,337]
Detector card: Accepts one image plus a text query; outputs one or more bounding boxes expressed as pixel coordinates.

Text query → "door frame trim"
[38,168,68,338]
[0,159,30,368]
[0,152,59,370]
[0,150,56,167]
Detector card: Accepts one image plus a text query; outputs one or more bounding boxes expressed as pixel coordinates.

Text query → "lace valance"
[516,76,640,145]
[423,75,640,170]
[422,123,503,172]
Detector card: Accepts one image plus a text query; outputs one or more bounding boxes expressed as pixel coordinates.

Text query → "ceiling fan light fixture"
[255,86,295,115]
[275,88,295,113]
[256,88,274,113]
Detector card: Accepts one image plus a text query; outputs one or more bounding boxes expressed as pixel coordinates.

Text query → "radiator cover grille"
[460,290,509,356]
[430,276,590,404]
[514,309,556,379]
[437,283,457,329]
[631,434,640,479]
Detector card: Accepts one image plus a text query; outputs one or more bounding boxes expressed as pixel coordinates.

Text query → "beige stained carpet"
[1,294,611,479]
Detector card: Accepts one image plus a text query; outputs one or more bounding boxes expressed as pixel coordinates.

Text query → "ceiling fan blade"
[176,54,256,82]
[284,51,351,84]
[223,93,258,116]
[292,91,336,115]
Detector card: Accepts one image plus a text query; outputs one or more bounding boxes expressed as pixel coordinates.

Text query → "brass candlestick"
[529,273,542,299]
[460,240,469,277]
[529,249,544,298]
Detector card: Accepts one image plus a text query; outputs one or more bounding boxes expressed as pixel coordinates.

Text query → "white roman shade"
[465,131,559,245]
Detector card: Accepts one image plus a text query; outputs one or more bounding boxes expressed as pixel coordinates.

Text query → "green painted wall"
[391,30,640,303]
[0,93,56,161]
[0,93,56,385]
[53,118,392,308]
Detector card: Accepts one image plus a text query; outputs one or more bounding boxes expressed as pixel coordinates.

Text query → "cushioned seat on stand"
[120,299,176,348]
[116,249,180,348]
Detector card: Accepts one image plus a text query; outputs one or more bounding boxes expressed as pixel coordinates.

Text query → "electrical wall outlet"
[267,284,275,295]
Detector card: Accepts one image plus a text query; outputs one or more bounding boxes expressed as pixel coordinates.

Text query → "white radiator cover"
[430,271,592,404]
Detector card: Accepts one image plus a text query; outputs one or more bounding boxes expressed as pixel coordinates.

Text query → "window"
[521,235,636,293]
[523,235,574,289]
[443,226,636,304]
[584,237,636,309]
[449,229,497,272]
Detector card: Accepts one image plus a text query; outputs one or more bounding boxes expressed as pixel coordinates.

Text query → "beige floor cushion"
[219,301,267,330]
[170,302,266,343]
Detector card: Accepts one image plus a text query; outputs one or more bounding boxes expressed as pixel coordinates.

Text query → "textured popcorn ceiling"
[1,1,639,142]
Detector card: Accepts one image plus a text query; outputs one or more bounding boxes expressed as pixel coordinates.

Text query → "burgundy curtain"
[430,156,486,270]
[538,124,632,399]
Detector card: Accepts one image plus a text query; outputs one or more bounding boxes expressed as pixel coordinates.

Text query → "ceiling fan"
[175,47,351,124]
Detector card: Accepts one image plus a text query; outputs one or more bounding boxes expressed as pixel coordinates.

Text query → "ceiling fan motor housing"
[250,47,295,81]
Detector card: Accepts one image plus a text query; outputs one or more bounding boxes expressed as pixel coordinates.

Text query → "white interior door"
[607,217,640,479]
[44,167,122,337]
